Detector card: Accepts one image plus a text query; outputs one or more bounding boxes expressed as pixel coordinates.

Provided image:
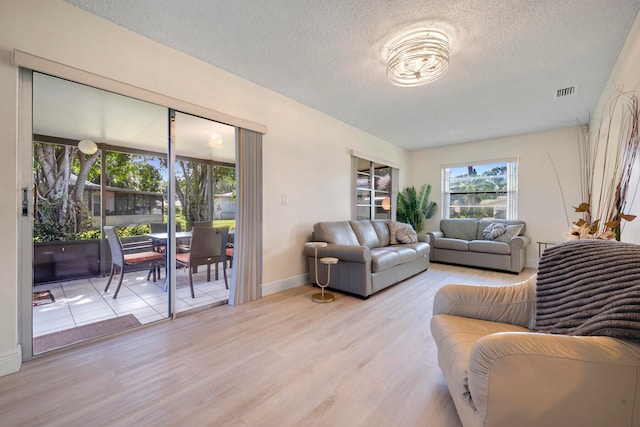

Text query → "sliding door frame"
[18,68,34,360]
[16,51,264,359]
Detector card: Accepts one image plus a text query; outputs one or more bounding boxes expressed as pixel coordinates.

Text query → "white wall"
[590,12,640,244]
[0,0,409,375]
[409,126,583,267]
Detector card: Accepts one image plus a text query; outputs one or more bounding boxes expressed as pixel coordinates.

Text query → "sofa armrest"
[304,243,370,263]
[426,231,443,245]
[433,275,536,328]
[468,332,640,426]
[509,235,531,249]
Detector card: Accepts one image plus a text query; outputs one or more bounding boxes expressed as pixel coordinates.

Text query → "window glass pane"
[353,157,395,220]
[444,161,515,219]
[374,192,391,219]
[374,170,392,193]
[357,189,371,205]
[357,157,370,171]
[356,206,371,220]
[448,192,507,219]
[356,173,370,189]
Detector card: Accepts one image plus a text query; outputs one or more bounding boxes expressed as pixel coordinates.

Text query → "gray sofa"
[426,218,530,273]
[304,220,430,298]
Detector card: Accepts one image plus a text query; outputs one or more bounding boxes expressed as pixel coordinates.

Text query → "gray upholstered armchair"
[431,240,640,427]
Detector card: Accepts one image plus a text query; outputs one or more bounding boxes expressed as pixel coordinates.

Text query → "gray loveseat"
[426,218,530,273]
[304,220,430,298]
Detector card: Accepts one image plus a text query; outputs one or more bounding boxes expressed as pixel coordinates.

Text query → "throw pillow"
[495,224,523,242]
[396,222,418,244]
[483,222,507,240]
[388,221,399,244]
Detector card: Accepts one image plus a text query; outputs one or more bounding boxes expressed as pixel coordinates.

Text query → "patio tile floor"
[33,266,230,338]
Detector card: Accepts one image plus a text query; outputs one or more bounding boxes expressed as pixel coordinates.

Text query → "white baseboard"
[262,273,309,296]
[0,345,22,377]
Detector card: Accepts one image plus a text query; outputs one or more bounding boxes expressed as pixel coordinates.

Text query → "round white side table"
[305,242,339,303]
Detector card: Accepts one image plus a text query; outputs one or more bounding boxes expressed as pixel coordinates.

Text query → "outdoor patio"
[33,265,231,341]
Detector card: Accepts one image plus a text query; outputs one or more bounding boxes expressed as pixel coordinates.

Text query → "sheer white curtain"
[229,128,263,305]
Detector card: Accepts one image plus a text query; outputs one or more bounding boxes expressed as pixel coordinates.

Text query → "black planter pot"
[33,240,101,284]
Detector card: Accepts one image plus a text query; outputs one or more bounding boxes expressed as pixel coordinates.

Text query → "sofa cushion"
[468,240,511,255]
[349,220,381,248]
[370,248,400,272]
[383,245,419,263]
[401,241,431,258]
[433,238,469,251]
[441,219,478,240]
[314,222,359,246]
[371,220,391,247]
[476,219,526,240]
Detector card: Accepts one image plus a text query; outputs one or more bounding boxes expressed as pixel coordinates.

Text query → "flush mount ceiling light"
[386,29,450,87]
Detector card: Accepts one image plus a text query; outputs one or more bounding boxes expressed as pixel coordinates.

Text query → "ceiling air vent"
[556,86,576,98]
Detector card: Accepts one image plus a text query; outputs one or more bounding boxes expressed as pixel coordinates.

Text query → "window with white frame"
[442,159,518,219]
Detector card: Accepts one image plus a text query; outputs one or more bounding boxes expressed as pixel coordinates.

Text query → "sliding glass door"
[173,112,236,314]
[26,71,236,356]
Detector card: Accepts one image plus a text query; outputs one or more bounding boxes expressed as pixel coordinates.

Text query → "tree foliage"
[34,141,236,241]
[33,142,100,241]
[105,152,164,192]
[176,160,208,223]
[448,166,507,219]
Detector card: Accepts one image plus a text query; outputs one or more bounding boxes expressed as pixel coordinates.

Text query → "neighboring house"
[69,174,165,228]
[213,192,235,220]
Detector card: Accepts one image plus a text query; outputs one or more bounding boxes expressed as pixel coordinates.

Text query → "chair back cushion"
[534,240,640,340]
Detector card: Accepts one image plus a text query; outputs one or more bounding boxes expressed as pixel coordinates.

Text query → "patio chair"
[176,226,229,297]
[150,222,167,233]
[149,222,168,254]
[103,226,165,299]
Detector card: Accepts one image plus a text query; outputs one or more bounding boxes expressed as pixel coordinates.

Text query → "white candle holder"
[305,241,338,303]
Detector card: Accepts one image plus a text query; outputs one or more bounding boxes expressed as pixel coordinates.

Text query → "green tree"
[34,144,167,241]
[213,165,236,195]
[105,152,164,192]
[176,162,236,224]
[33,141,100,240]
[176,161,208,223]
[449,166,507,219]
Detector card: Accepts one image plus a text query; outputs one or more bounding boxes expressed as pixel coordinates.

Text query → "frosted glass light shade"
[78,139,98,155]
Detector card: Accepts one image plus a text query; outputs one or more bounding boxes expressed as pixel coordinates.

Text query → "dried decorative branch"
[565,88,639,240]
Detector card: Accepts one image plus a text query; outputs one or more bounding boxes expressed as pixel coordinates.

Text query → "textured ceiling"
[63,0,640,151]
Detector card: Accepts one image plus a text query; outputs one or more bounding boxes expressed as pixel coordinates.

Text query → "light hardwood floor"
[0,263,535,427]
